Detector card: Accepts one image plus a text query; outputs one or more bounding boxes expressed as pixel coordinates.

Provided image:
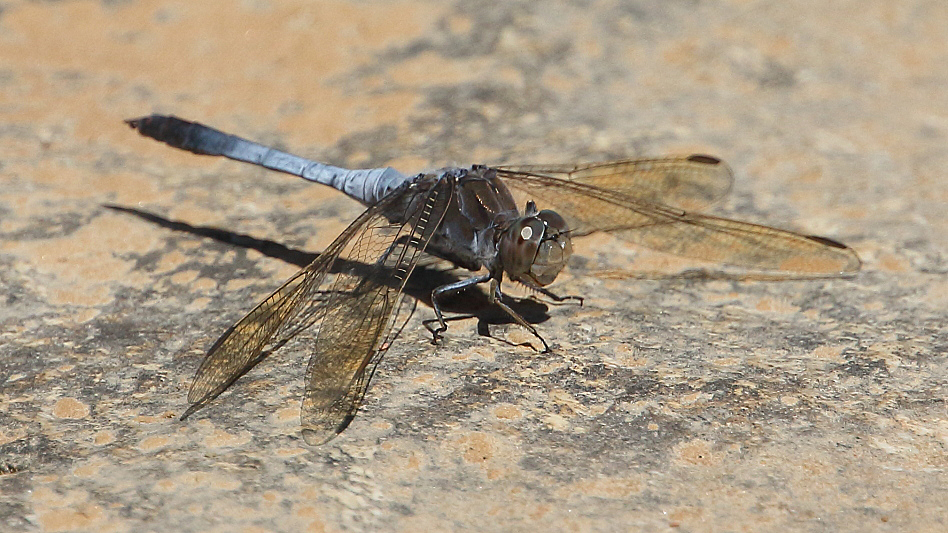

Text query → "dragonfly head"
[500,204,573,287]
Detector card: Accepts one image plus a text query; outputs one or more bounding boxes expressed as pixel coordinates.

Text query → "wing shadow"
[104,204,552,337]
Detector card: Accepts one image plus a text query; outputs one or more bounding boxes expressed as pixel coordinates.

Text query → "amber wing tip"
[686,154,723,165]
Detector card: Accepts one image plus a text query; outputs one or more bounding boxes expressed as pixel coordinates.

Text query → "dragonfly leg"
[488,279,552,353]
[531,285,584,306]
[427,273,492,344]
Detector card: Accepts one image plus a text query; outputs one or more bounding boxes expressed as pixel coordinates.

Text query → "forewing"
[495,155,732,212]
[300,177,454,445]
[496,170,860,276]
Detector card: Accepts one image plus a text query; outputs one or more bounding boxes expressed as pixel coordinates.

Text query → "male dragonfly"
[127,115,860,444]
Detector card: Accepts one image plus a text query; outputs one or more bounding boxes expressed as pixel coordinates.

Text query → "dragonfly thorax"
[499,203,573,287]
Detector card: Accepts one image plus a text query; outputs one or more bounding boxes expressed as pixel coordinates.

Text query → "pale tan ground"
[1,1,946,532]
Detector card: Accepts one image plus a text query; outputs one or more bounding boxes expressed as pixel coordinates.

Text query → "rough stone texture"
[1,0,946,531]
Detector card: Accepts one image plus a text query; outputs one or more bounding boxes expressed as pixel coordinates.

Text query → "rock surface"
[1,0,945,531]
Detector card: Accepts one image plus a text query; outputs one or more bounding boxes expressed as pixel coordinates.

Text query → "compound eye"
[536,209,568,233]
[500,212,572,288]
[499,219,542,283]
[527,210,572,286]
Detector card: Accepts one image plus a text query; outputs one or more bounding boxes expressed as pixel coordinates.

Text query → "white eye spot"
[520,225,533,240]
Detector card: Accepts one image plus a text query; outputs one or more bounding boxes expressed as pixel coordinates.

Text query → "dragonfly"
[126,115,860,445]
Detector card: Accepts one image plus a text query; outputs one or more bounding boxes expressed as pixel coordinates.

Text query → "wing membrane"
[496,167,860,276]
[183,267,316,418]
[495,155,733,212]
[300,177,453,444]
[182,176,454,445]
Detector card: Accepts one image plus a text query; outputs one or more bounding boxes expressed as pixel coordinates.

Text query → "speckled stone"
[1,1,946,531]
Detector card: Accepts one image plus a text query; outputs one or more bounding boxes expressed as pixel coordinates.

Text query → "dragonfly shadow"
[104,204,553,338]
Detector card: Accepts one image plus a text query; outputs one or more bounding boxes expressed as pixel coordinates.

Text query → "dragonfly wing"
[496,155,733,212]
[183,265,325,419]
[300,176,454,445]
[183,176,453,445]
[182,187,390,418]
[496,170,860,276]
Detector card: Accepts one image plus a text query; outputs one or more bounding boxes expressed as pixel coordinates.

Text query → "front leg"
[427,273,492,344]
[531,285,584,306]
[487,279,552,353]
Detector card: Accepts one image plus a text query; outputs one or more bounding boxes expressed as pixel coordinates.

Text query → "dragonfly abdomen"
[126,114,411,206]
